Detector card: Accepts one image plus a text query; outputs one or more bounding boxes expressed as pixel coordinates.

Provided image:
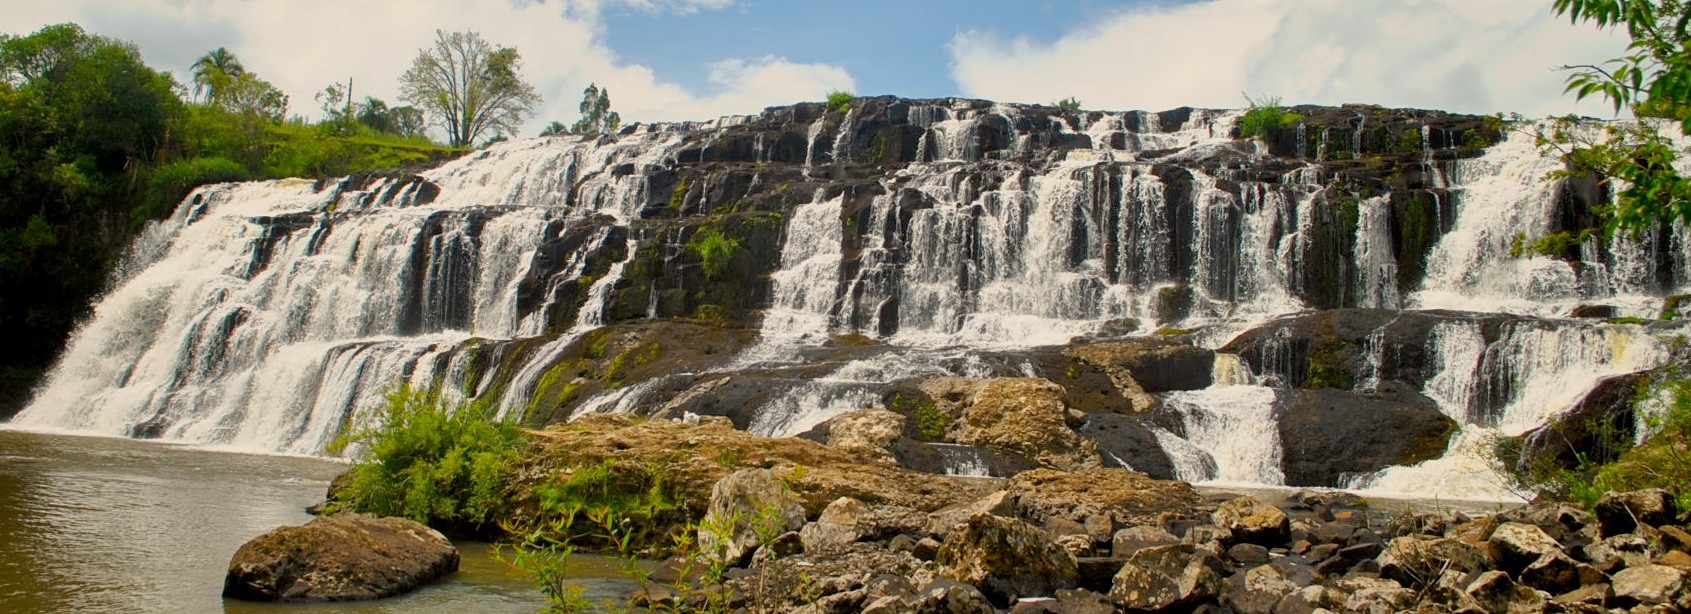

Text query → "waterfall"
[12,98,1689,504]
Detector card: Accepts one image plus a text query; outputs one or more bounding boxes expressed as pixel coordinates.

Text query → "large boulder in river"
[953,378,1102,472]
[1277,385,1455,486]
[1075,413,1178,479]
[223,513,459,602]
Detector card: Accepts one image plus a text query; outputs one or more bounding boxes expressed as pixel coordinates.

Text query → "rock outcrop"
[223,513,459,602]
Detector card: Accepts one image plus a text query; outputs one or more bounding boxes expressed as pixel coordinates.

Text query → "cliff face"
[12,96,1689,497]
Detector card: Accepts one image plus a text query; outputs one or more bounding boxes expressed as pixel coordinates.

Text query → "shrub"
[825,90,854,114]
[1055,97,1082,112]
[687,227,742,279]
[1579,372,1691,508]
[1237,93,1301,140]
[328,383,528,534]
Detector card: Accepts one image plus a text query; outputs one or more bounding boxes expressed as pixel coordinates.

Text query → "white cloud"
[948,0,1632,117]
[0,0,849,138]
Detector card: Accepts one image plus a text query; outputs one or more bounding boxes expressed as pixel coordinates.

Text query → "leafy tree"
[356,96,428,138]
[570,83,620,136]
[399,30,541,148]
[1055,97,1082,111]
[191,47,244,104]
[1552,0,1691,230]
[539,120,567,137]
[0,23,181,411]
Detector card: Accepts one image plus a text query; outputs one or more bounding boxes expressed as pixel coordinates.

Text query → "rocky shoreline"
[228,414,1691,612]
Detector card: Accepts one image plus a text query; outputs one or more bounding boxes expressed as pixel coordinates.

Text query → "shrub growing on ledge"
[826,90,854,114]
[328,384,528,534]
[1237,93,1301,140]
[687,227,742,279]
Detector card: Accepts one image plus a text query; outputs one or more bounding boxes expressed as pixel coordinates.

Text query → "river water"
[0,429,633,613]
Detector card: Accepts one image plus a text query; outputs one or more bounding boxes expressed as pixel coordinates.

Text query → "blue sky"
[0,0,1629,138]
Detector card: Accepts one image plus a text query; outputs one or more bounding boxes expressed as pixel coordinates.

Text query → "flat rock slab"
[224,513,460,602]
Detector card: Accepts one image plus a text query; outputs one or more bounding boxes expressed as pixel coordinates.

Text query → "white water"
[13,105,1689,504]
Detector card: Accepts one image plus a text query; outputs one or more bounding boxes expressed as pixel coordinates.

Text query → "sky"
[0,0,1632,140]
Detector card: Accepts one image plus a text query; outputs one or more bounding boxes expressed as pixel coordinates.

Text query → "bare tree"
[399,30,540,148]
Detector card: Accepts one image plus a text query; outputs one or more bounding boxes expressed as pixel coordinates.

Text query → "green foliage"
[889,392,947,441]
[825,90,853,113]
[1507,229,1595,259]
[1534,116,1691,232]
[570,83,621,136]
[400,29,541,147]
[1236,93,1301,140]
[1055,97,1082,111]
[1304,339,1353,390]
[521,460,685,553]
[687,227,741,279]
[1553,1,1691,231]
[328,383,529,532]
[1154,326,1196,336]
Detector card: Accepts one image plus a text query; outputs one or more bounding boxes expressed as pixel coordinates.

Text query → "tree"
[399,30,540,148]
[191,47,244,105]
[570,83,620,136]
[538,120,567,137]
[1553,0,1691,230]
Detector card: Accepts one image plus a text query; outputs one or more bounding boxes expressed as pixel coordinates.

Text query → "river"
[0,429,634,613]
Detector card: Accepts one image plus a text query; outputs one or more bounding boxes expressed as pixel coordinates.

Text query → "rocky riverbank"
[252,413,1691,611]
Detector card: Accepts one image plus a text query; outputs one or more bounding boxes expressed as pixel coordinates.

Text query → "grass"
[687,227,742,280]
[1237,93,1301,140]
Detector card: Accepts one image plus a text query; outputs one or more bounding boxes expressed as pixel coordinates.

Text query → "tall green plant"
[328,383,528,533]
[1236,93,1301,140]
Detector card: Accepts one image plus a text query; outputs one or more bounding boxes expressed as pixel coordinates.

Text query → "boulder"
[1514,372,1647,486]
[800,496,873,552]
[1611,564,1687,606]
[1595,489,1678,537]
[823,409,907,459]
[1378,536,1492,587]
[927,490,1017,539]
[223,513,459,602]
[1464,570,1546,614]
[1212,496,1290,546]
[905,579,997,614]
[1008,468,1202,530]
[1224,564,1300,614]
[1276,387,1455,486]
[1519,551,1603,594]
[1075,413,1178,479]
[1113,526,1180,558]
[1066,338,1216,392]
[1108,544,1224,611]
[1488,522,1563,574]
[1335,576,1415,614]
[698,468,806,566]
[953,378,1102,472]
[937,512,1080,605]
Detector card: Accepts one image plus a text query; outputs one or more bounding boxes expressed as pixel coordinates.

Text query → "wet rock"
[223,513,459,602]
[953,378,1102,472]
[1109,544,1224,611]
[1076,413,1177,479]
[937,512,1079,605]
[1515,372,1647,487]
[1595,489,1678,537]
[1569,304,1620,319]
[699,468,806,566]
[1611,564,1687,606]
[1212,496,1290,546]
[1277,387,1455,486]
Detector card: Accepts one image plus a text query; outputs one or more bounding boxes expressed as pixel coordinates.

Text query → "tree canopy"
[399,30,541,148]
[1553,0,1691,230]
[571,83,621,136]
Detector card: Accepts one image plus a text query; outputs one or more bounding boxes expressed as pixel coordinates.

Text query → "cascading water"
[13,98,1689,505]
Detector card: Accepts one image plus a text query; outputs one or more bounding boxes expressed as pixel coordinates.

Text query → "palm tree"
[191,47,245,105]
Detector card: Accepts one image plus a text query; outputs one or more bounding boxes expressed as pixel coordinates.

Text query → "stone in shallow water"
[223,513,459,602]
